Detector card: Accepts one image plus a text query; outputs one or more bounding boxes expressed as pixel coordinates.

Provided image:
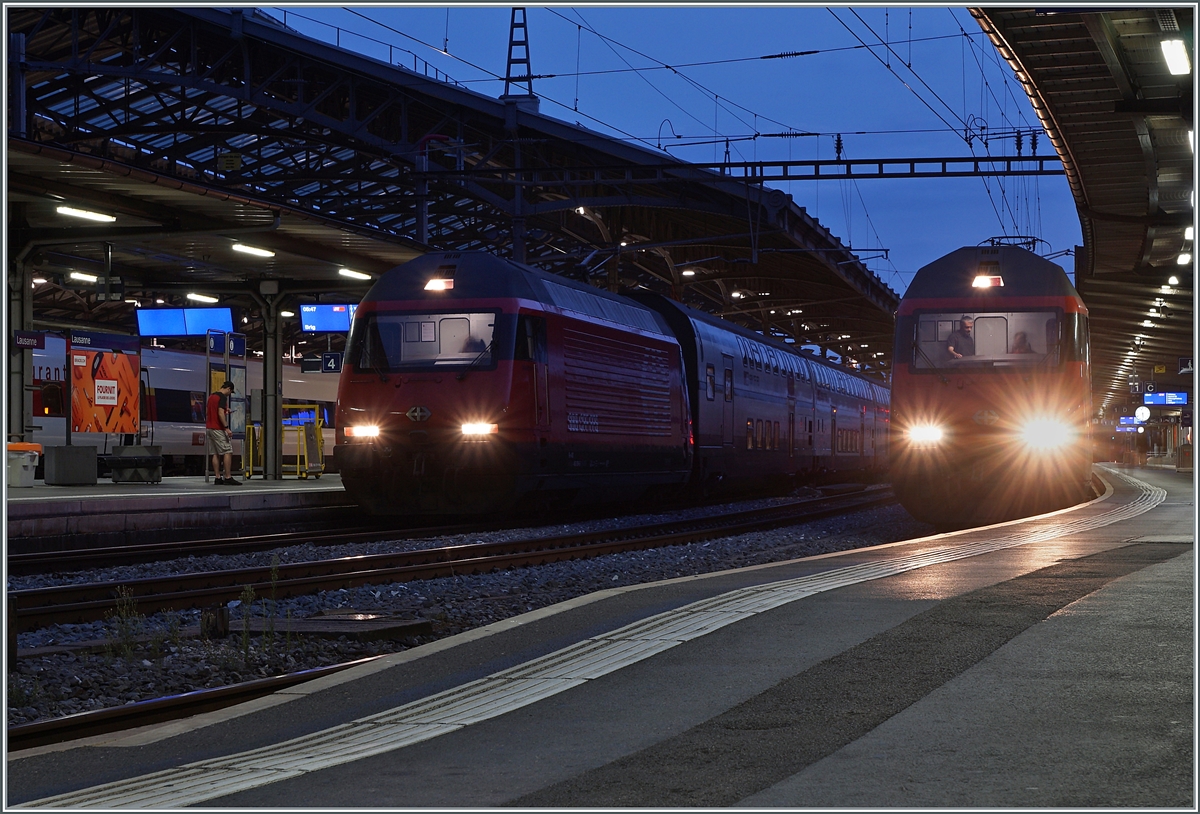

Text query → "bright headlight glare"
[461,423,498,436]
[1020,418,1072,450]
[345,425,380,438]
[908,425,944,444]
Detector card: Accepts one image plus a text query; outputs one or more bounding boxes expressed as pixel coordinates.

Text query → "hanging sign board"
[13,330,45,350]
[68,331,141,434]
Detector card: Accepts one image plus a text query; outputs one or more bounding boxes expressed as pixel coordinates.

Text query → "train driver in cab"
[946,315,975,359]
[1010,331,1035,354]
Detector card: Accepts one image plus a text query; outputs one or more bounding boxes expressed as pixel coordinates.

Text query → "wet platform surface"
[6,464,1193,808]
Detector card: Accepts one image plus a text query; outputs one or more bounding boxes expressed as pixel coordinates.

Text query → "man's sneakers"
[213,477,243,486]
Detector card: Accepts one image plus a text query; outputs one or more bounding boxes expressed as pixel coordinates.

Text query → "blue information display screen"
[1118,416,1144,425]
[1143,392,1188,405]
[138,307,233,336]
[183,308,234,335]
[301,304,357,332]
[137,309,187,336]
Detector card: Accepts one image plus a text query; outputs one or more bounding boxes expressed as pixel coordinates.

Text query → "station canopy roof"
[974,7,1195,413]
[9,7,897,375]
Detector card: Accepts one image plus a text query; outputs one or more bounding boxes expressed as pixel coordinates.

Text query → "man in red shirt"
[206,381,240,485]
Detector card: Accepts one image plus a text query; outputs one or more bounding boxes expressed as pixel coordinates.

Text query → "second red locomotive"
[334,252,888,514]
[889,244,1093,528]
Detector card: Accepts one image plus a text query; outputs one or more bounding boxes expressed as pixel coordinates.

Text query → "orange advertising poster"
[71,350,140,433]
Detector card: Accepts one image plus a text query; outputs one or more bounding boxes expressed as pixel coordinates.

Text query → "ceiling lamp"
[232,243,275,258]
[1169,275,1180,285]
[338,268,371,280]
[187,292,219,303]
[56,205,116,223]
[1176,254,1191,265]
[1161,39,1191,75]
[1185,226,1194,241]
[280,310,295,318]
[69,271,98,283]
[681,269,696,277]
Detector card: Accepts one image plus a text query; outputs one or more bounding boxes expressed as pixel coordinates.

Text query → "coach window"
[773,421,780,450]
[756,419,764,449]
[706,364,716,400]
[746,419,754,449]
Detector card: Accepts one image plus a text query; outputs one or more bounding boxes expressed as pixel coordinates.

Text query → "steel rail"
[6,517,518,576]
[11,488,894,632]
[6,655,384,752]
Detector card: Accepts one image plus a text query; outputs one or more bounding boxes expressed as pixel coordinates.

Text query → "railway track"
[7,656,385,752]
[11,486,894,633]
[7,516,521,576]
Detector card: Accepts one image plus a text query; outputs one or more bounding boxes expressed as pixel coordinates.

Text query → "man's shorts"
[207,428,232,456]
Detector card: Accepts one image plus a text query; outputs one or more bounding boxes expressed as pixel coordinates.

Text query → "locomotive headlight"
[345,425,380,438]
[1019,418,1073,451]
[907,424,944,445]
[461,423,499,436]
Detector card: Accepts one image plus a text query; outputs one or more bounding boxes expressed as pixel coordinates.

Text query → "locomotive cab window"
[347,311,498,372]
[514,315,547,363]
[909,309,1063,370]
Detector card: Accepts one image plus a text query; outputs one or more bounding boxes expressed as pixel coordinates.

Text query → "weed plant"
[104,586,143,661]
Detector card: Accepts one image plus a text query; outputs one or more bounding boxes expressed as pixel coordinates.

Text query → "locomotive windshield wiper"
[913,341,949,385]
[368,355,390,383]
[456,340,494,381]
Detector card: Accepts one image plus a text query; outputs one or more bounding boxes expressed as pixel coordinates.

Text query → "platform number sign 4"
[322,352,343,373]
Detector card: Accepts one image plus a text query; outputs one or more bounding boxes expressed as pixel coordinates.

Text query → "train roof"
[904,245,1080,300]
[365,252,672,336]
[635,292,883,385]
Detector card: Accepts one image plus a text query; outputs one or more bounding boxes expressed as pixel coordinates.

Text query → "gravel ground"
[8,496,935,728]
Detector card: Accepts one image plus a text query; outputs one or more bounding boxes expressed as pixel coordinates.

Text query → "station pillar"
[7,259,32,443]
[258,284,284,479]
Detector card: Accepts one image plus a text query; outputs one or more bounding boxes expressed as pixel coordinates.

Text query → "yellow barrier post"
[280,404,326,479]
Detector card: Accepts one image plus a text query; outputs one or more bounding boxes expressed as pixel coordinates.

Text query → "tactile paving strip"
[16,466,1166,809]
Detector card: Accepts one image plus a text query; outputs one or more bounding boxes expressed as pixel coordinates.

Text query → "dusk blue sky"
[265,6,1083,295]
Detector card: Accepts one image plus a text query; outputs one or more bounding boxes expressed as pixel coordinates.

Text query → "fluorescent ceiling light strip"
[1161,39,1191,75]
[56,205,115,222]
[231,243,275,257]
[22,466,1162,810]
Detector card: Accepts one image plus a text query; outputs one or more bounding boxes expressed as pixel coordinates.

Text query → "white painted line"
[15,467,1168,809]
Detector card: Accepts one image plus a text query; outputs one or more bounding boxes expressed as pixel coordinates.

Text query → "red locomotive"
[334,252,888,514]
[889,244,1093,528]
